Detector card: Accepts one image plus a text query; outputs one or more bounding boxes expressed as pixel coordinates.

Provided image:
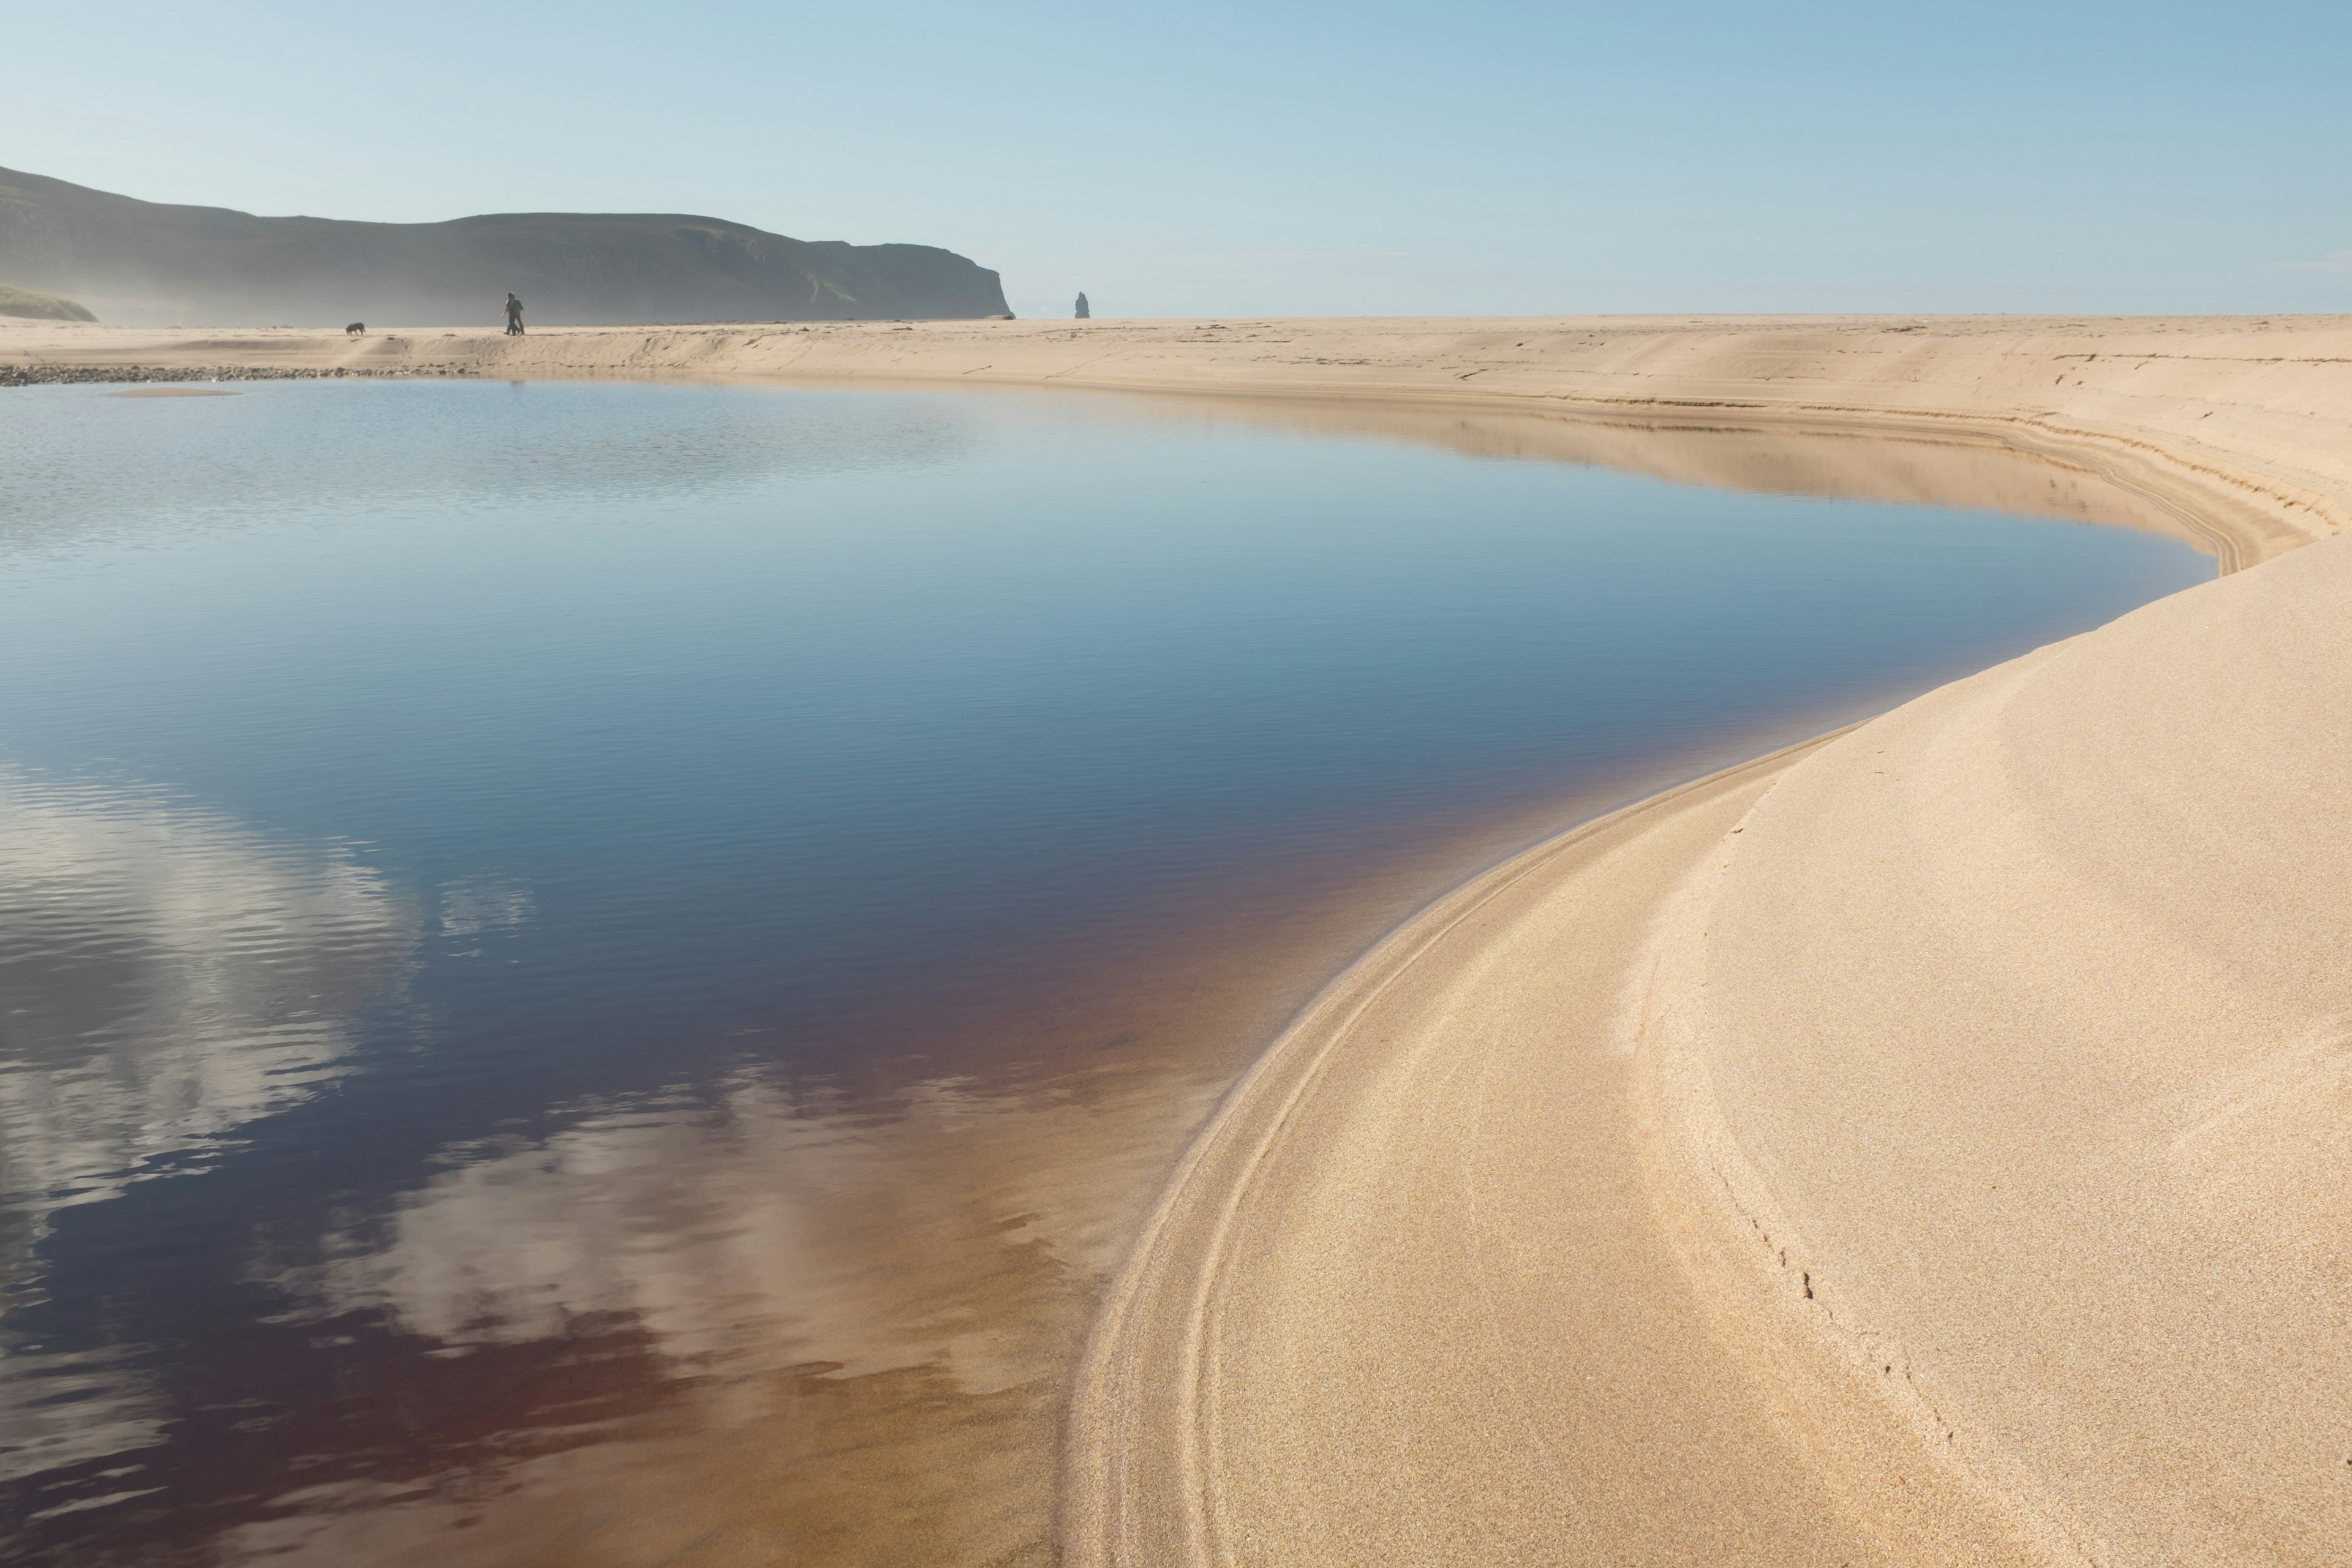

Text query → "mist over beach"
[4,4,2350,1566]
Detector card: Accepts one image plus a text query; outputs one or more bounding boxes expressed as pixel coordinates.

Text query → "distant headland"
[0,165,1008,328]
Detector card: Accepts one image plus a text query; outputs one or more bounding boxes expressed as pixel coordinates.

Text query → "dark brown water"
[0,381,2209,1565]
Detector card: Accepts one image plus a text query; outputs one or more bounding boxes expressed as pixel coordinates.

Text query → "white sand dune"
[10,315,2351,1563]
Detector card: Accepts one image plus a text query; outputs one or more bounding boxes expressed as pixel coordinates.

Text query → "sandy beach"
[12,315,2351,1563]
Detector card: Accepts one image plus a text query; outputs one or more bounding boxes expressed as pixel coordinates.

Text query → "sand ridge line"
[1618,684,2097,1564]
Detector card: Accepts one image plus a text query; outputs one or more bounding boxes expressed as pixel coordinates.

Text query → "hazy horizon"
[6,0,2349,322]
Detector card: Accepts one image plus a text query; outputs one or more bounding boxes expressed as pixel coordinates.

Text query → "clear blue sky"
[7,1,2348,319]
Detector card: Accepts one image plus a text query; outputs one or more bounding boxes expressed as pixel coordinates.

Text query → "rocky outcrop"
[0,165,1008,327]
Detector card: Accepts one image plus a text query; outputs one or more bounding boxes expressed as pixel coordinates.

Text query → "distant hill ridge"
[0,166,1009,327]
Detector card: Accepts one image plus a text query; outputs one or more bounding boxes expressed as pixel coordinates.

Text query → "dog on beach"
[345,322,365,336]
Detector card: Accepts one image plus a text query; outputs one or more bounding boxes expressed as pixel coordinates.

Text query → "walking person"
[504,292,525,335]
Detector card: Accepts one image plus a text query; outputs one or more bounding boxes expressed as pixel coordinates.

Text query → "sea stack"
[1075,292,1090,319]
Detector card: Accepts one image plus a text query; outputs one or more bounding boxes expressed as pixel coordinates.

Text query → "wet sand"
[10,317,2349,1564]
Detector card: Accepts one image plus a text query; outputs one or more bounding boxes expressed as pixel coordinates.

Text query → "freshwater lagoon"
[0,380,2210,1564]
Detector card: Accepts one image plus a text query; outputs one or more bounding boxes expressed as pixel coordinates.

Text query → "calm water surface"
[0,380,2207,1564]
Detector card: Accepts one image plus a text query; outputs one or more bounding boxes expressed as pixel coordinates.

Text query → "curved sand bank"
[1029,330,2350,1560]
[1072,552,2352,1564]
[1082,536,2352,1561]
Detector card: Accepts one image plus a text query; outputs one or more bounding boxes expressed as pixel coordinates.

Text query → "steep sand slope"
[3,314,2346,566]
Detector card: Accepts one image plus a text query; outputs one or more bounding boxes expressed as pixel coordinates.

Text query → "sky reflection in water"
[0,380,2211,1562]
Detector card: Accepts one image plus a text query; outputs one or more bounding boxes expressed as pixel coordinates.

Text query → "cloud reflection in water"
[0,769,416,1483]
